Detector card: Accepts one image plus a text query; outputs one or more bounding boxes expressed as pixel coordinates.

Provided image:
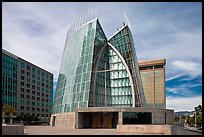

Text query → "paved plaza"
[24,126,158,135]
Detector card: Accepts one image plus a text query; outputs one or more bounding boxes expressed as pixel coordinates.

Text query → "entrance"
[52,116,56,126]
[78,112,118,129]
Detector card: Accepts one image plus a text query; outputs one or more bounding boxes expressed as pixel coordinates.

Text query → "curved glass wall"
[53,19,97,113]
[53,18,147,114]
[108,26,146,107]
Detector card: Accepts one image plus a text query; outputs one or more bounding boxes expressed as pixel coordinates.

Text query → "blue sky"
[2,2,202,112]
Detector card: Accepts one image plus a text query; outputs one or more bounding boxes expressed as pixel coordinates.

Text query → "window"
[32,80,35,84]
[27,78,30,82]
[32,96,35,100]
[21,106,24,110]
[21,88,24,92]
[27,65,30,71]
[27,83,30,88]
[32,102,35,106]
[21,69,24,74]
[21,62,25,69]
[32,107,35,111]
[26,107,30,111]
[32,74,35,79]
[154,65,163,69]
[32,85,35,89]
[27,72,30,77]
[21,100,24,105]
[21,82,24,86]
[26,101,30,105]
[42,72,44,77]
[37,69,40,75]
[140,66,153,70]
[21,76,24,80]
[32,67,36,73]
[27,95,30,99]
[27,89,30,94]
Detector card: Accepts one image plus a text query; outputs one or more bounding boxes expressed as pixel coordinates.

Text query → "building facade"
[138,59,166,109]
[52,18,146,115]
[51,14,173,128]
[2,49,53,123]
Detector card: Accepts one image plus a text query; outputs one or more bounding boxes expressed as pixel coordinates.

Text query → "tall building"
[2,49,53,123]
[51,14,173,129]
[138,59,166,109]
[52,18,145,114]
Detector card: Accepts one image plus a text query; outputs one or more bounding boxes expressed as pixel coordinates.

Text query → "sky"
[2,2,202,112]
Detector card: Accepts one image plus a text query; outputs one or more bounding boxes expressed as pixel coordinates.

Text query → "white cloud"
[2,2,202,86]
[166,74,183,81]
[166,96,202,112]
[170,60,202,78]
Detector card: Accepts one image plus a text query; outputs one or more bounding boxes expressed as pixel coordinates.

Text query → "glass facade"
[2,52,18,107]
[53,18,147,114]
[2,49,53,123]
[108,26,146,107]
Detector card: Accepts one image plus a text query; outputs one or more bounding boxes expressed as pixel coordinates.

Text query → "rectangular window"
[32,80,35,84]
[27,83,30,88]
[32,74,35,79]
[26,101,30,105]
[21,76,24,80]
[37,69,40,75]
[42,72,44,77]
[21,88,24,92]
[27,72,30,77]
[21,106,24,110]
[21,100,24,105]
[27,77,30,82]
[32,67,36,73]
[27,89,30,94]
[27,65,30,71]
[21,62,25,69]
[21,69,24,74]
[32,85,35,89]
[21,94,24,98]
[32,102,35,106]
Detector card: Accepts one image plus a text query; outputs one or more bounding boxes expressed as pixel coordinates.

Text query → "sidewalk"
[24,126,118,135]
[24,126,156,135]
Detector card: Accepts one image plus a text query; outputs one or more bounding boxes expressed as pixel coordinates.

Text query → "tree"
[2,105,18,124]
[2,105,17,117]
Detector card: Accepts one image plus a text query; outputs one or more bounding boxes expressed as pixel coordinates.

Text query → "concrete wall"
[117,124,203,135]
[50,112,75,128]
[117,125,171,135]
[2,125,24,135]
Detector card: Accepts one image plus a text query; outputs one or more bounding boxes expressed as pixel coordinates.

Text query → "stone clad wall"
[117,125,202,135]
[2,125,24,135]
[117,125,171,135]
[50,112,75,128]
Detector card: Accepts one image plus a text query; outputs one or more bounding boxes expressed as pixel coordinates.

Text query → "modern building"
[51,13,174,129]
[138,59,166,109]
[2,49,53,123]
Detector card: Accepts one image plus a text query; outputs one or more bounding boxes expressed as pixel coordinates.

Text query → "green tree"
[196,115,202,127]
[2,105,17,117]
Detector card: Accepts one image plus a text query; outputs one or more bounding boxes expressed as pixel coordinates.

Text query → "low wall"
[50,112,75,128]
[117,125,171,135]
[117,124,202,135]
[2,125,24,135]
